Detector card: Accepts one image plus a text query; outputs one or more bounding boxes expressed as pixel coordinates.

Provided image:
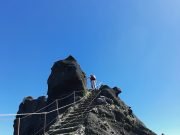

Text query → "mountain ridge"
[14,56,156,135]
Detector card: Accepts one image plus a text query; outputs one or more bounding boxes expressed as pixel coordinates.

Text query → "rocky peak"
[65,55,77,62]
[13,56,156,135]
[47,55,87,101]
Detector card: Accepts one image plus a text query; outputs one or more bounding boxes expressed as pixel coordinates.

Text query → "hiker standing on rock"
[90,74,96,90]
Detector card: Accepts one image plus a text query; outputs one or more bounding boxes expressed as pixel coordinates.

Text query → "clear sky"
[0,0,180,135]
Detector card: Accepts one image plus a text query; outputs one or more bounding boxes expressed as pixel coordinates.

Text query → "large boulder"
[47,55,87,101]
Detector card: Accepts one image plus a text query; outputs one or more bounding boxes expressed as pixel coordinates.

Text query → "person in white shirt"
[90,74,96,90]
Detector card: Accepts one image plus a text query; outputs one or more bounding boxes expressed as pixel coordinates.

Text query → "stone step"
[78,104,93,108]
[68,110,90,116]
[78,103,90,107]
[46,93,99,135]
[54,121,82,129]
[79,104,95,108]
[48,126,79,134]
[54,132,74,135]
[70,111,90,115]
[74,107,92,112]
[72,110,90,114]
[56,117,84,127]
[76,108,93,112]
[65,114,86,121]
[56,118,83,126]
[63,117,84,124]
[68,113,87,118]
[78,105,93,109]
[67,113,87,118]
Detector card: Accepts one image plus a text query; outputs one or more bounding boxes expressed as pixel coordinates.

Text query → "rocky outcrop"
[84,86,154,135]
[14,96,47,135]
[14,56,88,135]
[47,55,87,101]
[14,56,156,135]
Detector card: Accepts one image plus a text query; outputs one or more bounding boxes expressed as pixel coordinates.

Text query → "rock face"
[14,96,47,135]
[45,87,156,135]
[84,86,154,135]
[14,56,156,135]
[14,56,87,135]
[47,55,87,101]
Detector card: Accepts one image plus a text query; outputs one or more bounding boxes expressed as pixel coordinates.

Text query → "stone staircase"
[45,90,99,135]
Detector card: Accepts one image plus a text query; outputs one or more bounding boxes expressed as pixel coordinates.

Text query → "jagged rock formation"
[47,55,87,101]
[14,56,156,135]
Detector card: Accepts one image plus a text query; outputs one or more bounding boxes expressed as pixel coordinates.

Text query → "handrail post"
[56,99,59,116]
[17,118,20,135]
[74,91,75,103]
[44,112,47,134]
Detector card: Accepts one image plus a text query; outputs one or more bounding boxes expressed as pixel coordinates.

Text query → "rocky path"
[45,91,98,135]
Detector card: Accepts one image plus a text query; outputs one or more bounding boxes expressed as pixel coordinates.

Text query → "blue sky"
[0,0,180,134]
